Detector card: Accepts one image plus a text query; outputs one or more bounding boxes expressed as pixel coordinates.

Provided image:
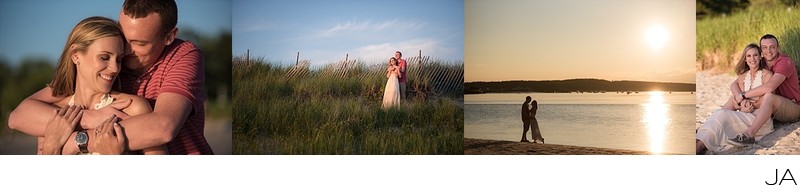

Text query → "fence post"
[296,52,300,67]
[418,50,422,67]
[342,54,349,78]
[246,49,249,66]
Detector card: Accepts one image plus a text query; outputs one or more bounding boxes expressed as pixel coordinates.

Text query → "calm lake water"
[465,92,695,154]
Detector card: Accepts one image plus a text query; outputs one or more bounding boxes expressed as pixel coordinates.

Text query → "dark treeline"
[697,0,799,19]
[465,78,696,94]
[180,29,231,103]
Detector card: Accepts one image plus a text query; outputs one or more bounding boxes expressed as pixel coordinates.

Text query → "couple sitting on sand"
[696,34,800,154]
[521,96,544,143]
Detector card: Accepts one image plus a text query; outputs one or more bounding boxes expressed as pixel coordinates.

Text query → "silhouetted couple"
[521,96,544,143]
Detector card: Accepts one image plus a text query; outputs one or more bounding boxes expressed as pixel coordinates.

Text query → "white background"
[4,155,800,192]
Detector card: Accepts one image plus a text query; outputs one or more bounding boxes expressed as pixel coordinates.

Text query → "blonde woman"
[9,16,166,155]
[382,57,401,109]
[696,43,773,154]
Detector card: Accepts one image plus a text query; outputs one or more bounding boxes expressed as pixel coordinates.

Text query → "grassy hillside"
[232,56,464,154]
[697,5,800,73]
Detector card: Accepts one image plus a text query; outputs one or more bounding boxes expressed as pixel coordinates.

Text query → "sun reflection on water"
[643,91,669,154]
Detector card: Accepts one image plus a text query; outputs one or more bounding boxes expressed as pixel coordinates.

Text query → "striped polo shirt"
[119,38,213,155]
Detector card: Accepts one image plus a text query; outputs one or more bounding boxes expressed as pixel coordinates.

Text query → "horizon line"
[465,78,696,85]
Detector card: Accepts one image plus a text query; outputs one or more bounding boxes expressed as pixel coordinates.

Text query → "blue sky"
[233,0,464,67]
[0,0,231,67]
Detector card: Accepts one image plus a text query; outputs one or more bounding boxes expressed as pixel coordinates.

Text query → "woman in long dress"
[382,57,401,109]
[530,100,544,144]
[696,43,774,154]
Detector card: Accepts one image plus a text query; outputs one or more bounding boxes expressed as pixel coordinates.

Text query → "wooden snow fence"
[279,54,463,99]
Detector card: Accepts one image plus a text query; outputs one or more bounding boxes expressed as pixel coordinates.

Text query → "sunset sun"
[645,25,668,50]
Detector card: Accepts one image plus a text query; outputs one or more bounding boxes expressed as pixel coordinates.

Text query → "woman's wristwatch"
[75,130,89,154]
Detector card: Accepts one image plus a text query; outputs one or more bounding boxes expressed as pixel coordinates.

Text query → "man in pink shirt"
[8,0,213,154]
[395,51,408,100]
[728,34,800,145]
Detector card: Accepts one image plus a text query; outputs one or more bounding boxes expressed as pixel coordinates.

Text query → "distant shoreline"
[464,138,654,155]
[465,78,696,94]
[464,91,694,95]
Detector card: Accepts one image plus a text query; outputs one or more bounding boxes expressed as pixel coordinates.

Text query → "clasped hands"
[737,99,756,113]
[43,100,131,155]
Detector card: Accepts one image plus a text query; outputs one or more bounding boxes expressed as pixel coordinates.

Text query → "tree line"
[465,78,696,94]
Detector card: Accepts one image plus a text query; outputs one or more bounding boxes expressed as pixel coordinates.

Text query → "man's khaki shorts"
[774,95,800,122]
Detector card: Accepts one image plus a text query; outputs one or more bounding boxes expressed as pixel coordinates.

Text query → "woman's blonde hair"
[734,43,766,75]
[50,16,123,97]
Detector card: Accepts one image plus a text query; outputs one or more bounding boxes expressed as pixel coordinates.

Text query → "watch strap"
[77,130,89,154]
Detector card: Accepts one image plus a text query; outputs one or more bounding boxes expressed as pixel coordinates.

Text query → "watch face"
[76,131,88,144]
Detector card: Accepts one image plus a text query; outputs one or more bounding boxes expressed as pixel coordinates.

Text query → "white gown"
[696,70,773,153]
[696,109,773,153]
[382,70,401,109]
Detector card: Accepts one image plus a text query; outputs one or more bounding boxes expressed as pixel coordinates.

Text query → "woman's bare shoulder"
[762,69,774,76]
[52,97,72,108]
[736,73,746,82]
[762,70,773,83]
[110,93,152,116]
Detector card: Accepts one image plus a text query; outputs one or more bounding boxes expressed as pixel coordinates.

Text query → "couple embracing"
[382,51,408,109]
[521,96,544,143]
[696,34,800,154]
[7,0,212,155]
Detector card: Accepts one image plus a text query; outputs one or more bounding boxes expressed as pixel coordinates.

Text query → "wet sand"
[464,138,651,155]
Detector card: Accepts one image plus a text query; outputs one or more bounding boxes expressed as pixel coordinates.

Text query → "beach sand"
[696,71,800,155]
[464,138,651,155]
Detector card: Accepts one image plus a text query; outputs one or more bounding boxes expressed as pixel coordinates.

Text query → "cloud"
[350,38,456,64]
[317,19,426,38]
[282,19,459,67]
[297,38,460,68]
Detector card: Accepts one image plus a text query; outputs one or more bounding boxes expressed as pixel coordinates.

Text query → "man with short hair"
[8,0,213,154]
[395,51,407,100]
[520,96,532,142]
[728,34,800,146]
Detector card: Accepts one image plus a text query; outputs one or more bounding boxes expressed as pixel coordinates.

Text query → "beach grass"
[697,5,800,73]
[232,56,464,154]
